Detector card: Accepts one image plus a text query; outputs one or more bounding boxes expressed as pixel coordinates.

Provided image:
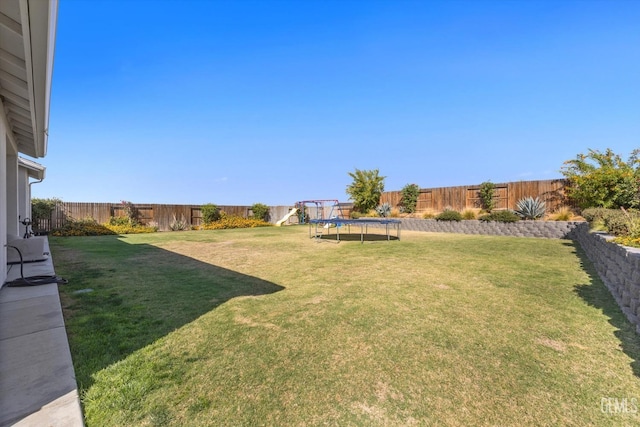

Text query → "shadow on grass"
[314,233,400,242]
[567,241,640,378]
[52,235,284,390]
[311,226,400,243]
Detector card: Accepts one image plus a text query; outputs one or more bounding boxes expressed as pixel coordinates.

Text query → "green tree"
[31,197,61,229]
[346,168,386,213]
[201,203,221,224]
[250,203,270,222]
[561,148,640,210]
[120,200,139,226]
[479,181,496,212]
[400,183,420,213]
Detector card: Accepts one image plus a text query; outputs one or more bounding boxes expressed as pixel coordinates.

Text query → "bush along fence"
[380,179,571,214]
[33,202,297,233]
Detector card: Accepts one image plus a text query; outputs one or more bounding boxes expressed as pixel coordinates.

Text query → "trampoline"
[308,218,401,243]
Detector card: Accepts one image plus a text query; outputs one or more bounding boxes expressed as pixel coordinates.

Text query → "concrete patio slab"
[0,291,64,341]
[12,390,82,427]
[0,238,83,426]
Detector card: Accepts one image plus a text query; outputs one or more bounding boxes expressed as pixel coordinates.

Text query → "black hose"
[4,245,68,287]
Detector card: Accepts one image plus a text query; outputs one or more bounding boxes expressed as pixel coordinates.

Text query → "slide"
[276,208,298,226]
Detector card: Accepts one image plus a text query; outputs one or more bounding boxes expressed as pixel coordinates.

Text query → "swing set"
[295,200,345,224]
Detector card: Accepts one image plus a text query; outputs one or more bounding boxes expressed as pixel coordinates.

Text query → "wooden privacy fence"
[36,203,253,232]
[380,179,570,213]
[33,180,571,232]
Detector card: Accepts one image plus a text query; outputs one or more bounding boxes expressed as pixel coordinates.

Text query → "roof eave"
[18,155,45,180]
[18,0,57,158]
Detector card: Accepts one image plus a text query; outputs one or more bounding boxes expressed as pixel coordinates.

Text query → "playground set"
[275,200,346,226]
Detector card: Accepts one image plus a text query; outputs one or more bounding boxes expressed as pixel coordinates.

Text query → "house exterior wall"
[1,117,7,284]
[0,104,35,284]
[0,0,57,286]
[6,152,19,238]
[18,167,30,227]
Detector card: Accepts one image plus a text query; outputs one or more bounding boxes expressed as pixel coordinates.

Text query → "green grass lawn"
[52,226,640,426]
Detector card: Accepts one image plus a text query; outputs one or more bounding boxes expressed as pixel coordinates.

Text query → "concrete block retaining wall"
[572,227,640,333]
[395,218,640,334]
[399,218,585,239]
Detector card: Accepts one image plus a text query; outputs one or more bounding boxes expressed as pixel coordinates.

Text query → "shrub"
[479,181,496,212]
[461,209,478,220]
[479,210,520,223]
[51,217,157,236]
[621,208,640,237]
[400,184,420,214]
[582,207,640,237]
[52,217,116,237]
[581,208,612,223]
[199,214,272,230]
[109,216,131,226]
[104,224,157,234]
[120,200,139,226]
[201,204,221,224]
[515,197,546,220]
[31,197,61,228]
[250,203,270,222]
[603,209,640,236]
[582,207,621,232]
[376,203,391,218]
[604,211,630,235]
[435,209,462,222]
[561,148,640,210]
[250,203,269,221]
[614,235,640,248]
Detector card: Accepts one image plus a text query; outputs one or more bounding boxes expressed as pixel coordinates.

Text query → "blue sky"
[35,0,640,206]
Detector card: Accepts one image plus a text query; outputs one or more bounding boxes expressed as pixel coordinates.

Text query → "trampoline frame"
[308,218,401,243]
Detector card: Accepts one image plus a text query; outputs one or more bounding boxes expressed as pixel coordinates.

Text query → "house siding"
[1,116,7,284]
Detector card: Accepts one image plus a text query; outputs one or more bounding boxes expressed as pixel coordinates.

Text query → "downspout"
[28,178,44,225]
[29,178,44,190]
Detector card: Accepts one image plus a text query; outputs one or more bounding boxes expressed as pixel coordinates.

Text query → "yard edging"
[399,218,640,334]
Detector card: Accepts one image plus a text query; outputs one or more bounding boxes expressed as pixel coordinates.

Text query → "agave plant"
[515,197,546,220]
[375,203,392,218]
